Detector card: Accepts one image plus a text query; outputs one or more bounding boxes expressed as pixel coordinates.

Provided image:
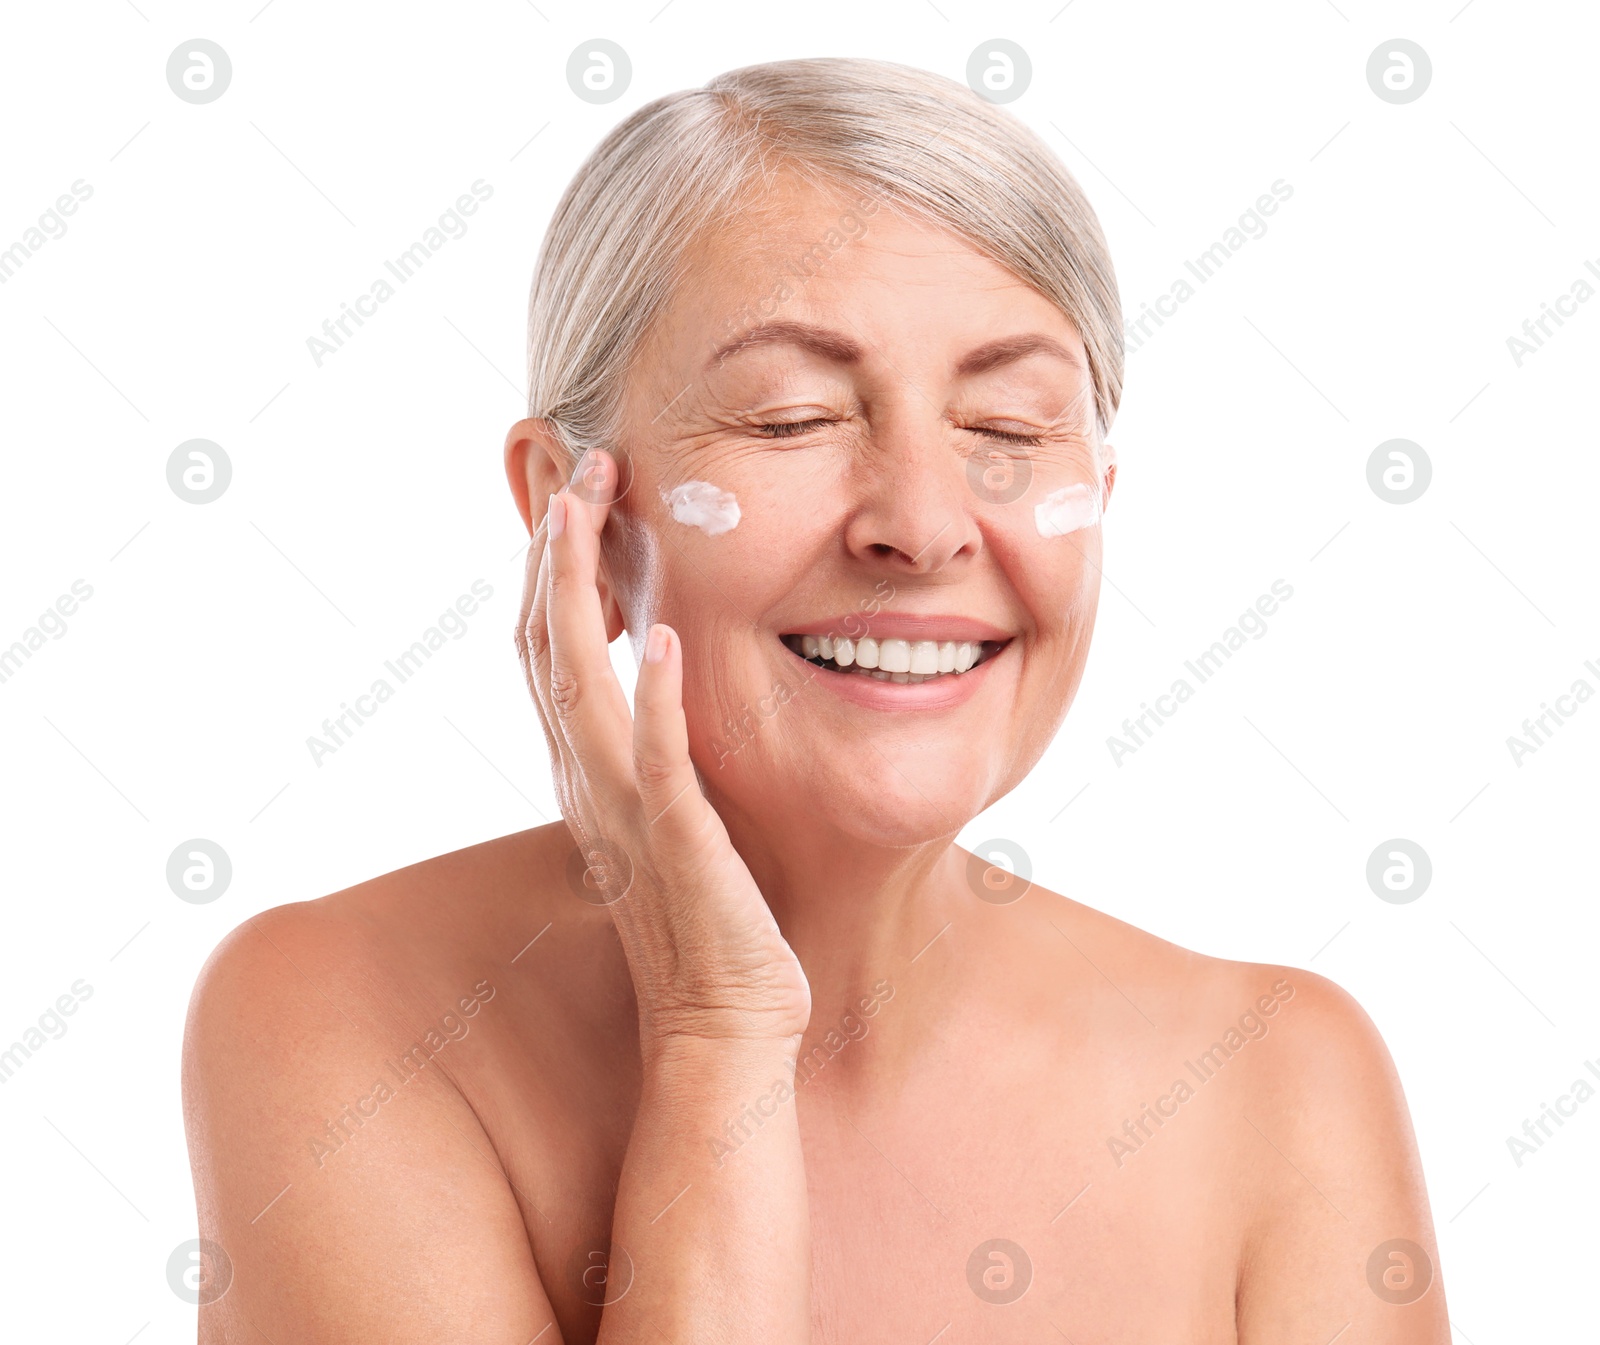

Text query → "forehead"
[653,173,1084,365]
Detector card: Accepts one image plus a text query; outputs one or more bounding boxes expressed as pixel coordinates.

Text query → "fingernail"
[645,624,668,664]
[548,492,566,539]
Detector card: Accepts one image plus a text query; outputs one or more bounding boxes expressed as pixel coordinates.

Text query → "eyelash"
[754,419,1044,446]
[754,419,830,439]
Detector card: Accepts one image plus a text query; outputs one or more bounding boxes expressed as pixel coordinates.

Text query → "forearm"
[596,1036,811,1343]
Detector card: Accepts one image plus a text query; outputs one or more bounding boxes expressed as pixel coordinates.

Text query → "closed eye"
[969,427,1044,446]
[754,418,835,439]
[753,419,1045,446]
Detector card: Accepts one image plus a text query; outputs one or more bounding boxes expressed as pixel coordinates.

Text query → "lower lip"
[780,640,1009,711]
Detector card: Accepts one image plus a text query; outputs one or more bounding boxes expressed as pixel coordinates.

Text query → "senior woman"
[184,57,1446,1344]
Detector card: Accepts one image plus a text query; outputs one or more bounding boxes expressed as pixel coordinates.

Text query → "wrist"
[639,1021,805,1079]
[637,994,810,1051]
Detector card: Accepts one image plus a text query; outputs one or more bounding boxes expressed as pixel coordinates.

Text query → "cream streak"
[1034,482,1102,538]
[662,480,741,536]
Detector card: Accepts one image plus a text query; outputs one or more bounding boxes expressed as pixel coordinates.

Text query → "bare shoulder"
[184,825,554,1092]
[1045,887,1425,1171]
[182,819,594,1144]
[1226,958,1448,1339]
[187,820,577,1019]
[1031,884,1406,1099]
[180,824,580,1343]
[1027,890,1448,1338]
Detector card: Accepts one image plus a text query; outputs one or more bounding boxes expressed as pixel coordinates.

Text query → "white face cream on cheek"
[660,480,741,536]
[1034,482,1103,538]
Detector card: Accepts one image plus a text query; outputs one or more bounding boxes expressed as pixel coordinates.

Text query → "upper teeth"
[792,634,984,674]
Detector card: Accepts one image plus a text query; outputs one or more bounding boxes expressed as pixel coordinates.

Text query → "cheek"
[630,488,793,644]
[653,469,832,585]
[642,488,830,734]
[987,499,1102,630]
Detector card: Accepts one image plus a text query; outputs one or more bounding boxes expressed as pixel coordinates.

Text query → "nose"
[842,410,983,573]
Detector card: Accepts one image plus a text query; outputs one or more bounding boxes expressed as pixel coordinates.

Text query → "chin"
[826,795,976,848]
[742,749,994,848]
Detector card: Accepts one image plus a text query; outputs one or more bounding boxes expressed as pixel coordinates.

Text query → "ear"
[503,416,568,532]
[503,417,628,643]
[1100,439,1118,511]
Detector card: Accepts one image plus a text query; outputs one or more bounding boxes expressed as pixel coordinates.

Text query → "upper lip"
[779,614,1013,644]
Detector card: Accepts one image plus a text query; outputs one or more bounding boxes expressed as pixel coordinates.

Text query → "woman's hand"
[516,449,812,1052]
[514,449,815,1342]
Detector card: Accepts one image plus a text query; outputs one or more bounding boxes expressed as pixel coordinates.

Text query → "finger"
[519,446,616,717]
[518,449,619,689]
[545,472,633,782]
[513,513,584,809]
[515,510,546,672]
[632,623,718,852]
[516,508,555,715]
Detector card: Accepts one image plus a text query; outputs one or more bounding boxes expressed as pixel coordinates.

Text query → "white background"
[1,1,1595,1340]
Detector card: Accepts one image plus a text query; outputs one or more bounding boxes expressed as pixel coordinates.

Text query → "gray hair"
[525,56,1123,469]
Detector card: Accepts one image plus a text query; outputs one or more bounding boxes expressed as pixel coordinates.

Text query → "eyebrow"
[704,321,1084,379]
[954,333,1084,378]
[705,321,862,369]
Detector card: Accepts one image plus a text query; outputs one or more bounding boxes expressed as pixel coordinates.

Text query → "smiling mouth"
[780,633,1011,684]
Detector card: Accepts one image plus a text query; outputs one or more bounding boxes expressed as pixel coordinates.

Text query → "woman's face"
[595,176,1115,847]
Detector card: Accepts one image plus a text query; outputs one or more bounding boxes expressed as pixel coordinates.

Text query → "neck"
[711,796,968,1020]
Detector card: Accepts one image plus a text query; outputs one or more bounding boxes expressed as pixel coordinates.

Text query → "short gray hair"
[526,56,1124,467]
